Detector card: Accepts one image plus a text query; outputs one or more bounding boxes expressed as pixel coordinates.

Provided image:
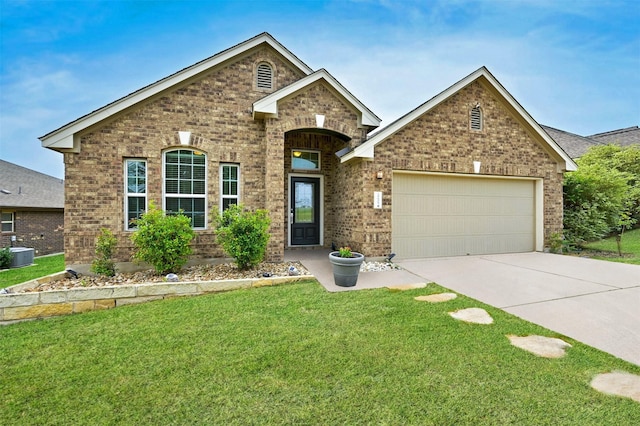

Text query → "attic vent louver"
[470,105,482,131]
[256,63,273,90]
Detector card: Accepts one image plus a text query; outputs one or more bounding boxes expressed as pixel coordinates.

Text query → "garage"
[392,172,537,258]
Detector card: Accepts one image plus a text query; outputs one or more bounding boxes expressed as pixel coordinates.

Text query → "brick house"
[0,160,64,256]
[40,33,576,272]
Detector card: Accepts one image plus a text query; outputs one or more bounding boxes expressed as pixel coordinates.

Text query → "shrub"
[91,228,117,277]
[130,202,195,275]
[0,247,13,269]
[214,204,270,270]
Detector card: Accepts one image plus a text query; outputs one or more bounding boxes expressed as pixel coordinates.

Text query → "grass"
[1,281,638,425]
[0,253,65,289]
[582,228,640,265]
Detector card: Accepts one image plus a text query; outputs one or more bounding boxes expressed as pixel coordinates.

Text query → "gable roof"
[253,68,381,128]
[540,125,604,159]
[40,32,314,152]
[589,126,640,147]
[340,66,578,172]
[0,160,64,209]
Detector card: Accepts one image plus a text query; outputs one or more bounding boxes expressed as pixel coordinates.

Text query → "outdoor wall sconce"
[315,114,325,128]
[473,161,481,174]
[178,131,191,145]
[376,171,384,179]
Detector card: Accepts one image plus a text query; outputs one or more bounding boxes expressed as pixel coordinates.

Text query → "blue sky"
[1,0,639,179]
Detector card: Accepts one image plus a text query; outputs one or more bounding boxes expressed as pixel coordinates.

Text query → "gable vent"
[256,63,273,90]
[470,106,482,131]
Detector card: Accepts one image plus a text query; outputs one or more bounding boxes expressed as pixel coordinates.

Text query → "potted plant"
[328,246,365,287]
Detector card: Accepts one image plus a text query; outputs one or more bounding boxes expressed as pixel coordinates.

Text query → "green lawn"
[1,281,638,424]
[0,254,65,289]
[583,228,640,265]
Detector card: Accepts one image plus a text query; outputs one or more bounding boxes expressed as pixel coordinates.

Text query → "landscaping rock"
[449,307,493,324]
[507,335,572,358]
[590,371,640,403]
[415,293,457,303]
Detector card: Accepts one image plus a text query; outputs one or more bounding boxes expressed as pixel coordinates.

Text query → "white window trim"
[163,149,208,230]
[220,163,240,212]
[124,159,147,231]
[291,149,321,171]
[1,211,15,233]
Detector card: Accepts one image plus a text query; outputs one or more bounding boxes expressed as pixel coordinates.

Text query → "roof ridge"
[589,126,640,138]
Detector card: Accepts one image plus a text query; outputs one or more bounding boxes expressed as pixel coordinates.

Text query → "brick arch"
[274,116,355,141]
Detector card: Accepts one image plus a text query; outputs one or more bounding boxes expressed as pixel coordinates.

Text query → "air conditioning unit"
[10,247,34,268]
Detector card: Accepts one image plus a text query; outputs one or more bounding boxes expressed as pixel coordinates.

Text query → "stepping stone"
[449,307,493,324]
[415,293,457,303]
[591,372,640,403]
[387,283,427,291]
[507,335,572,358]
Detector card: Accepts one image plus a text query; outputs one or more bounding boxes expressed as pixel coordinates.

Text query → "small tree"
[214,204,270,270]
[91,228,117,276]
[130,201,195,275]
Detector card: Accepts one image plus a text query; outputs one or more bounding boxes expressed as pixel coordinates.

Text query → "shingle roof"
[540,125,604,159]
[0,160,64,209]
[589,126,640,147]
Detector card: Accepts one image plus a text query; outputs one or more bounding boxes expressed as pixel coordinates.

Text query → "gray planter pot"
[329,251,364,287]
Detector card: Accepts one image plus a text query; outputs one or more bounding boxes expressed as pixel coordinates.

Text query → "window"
[125,159,147,230]
[164,149,207,228]
[470,105,482,131]
[291,150,320,170]
[220,164,239,211]
[256,62,273,90]
[1,211,14,232]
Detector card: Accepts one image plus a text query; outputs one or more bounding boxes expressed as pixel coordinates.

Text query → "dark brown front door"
[290,176,320,245]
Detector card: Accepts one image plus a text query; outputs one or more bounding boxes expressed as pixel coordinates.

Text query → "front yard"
[1,281,638,424]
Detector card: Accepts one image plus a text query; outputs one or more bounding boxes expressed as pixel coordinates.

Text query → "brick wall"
[63,45,307,267]
[0,209,64,255]
[352,80,564,257]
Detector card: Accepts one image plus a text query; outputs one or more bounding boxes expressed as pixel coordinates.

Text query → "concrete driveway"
[397,252,640,366]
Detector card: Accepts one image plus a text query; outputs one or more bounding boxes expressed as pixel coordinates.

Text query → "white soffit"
[253,69,381,128]
[340,67,577,172]
[40,33,314,151]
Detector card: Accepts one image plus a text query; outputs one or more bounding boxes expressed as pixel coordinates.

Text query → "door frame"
[288,173,324,247]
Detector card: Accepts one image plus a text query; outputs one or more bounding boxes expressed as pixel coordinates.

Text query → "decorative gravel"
[20,262,310,293]
[360,261,401,272]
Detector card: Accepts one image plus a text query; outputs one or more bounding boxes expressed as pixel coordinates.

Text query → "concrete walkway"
[397,252,640,366]
[284,250,424,292]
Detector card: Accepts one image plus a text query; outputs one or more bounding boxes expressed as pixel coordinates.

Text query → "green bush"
[0,246,13,269]
[563,161,634,248]
[91,228,117,277]
[130,202,195,275]
[214,204,271,270]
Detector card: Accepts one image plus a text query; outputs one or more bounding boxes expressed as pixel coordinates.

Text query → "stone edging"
[1,275,310,324]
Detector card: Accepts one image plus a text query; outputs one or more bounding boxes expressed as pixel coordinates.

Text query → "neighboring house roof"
[253,68,381,128]
[340,66,578,172]
[589,126,640,147]
[40,32,315,152]
[540,125,604,159]
[0,160,64,209]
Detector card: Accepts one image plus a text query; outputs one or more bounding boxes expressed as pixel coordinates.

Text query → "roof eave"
[40,33,314,151]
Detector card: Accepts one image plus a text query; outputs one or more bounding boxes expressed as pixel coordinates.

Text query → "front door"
[290,176,321,245]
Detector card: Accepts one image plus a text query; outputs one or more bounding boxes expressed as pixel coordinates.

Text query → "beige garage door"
[392,173,535,258]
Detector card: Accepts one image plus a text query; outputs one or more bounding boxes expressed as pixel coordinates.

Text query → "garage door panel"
[392,174,535,258]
